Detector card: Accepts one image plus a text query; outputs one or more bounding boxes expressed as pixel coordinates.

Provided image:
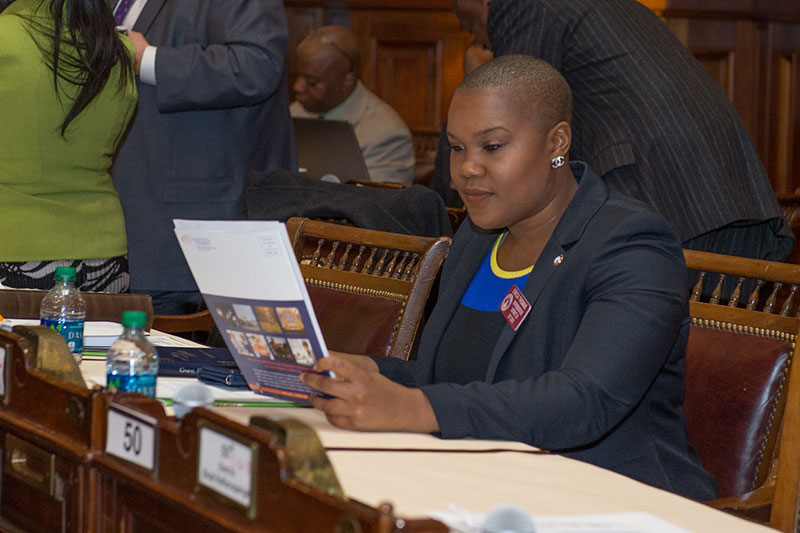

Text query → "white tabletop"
[213,407,775,532]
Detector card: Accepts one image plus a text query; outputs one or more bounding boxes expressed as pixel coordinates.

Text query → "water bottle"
[40,266,86,362]
[106,310,158,398]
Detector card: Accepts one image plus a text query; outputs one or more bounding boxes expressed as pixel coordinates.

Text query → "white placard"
[105,407,157,471]
[0,346,5,397]
[197,426,253,507]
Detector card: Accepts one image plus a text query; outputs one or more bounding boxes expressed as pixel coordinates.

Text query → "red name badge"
[499,285,531,331]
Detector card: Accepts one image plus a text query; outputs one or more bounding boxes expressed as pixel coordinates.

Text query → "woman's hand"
[301,354,439,433]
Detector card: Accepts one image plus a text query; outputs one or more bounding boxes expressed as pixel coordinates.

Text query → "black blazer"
[112,0,297,292]
[377,162,717,500]
[452,0,792,258]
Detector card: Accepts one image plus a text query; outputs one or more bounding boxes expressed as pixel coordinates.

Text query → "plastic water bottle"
[40,266,86,362]
[106,310,158,398]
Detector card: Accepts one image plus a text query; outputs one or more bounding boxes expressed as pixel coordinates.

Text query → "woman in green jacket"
[0,0,137,291]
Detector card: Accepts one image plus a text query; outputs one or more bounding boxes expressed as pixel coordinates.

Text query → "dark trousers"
[135,290,204,316]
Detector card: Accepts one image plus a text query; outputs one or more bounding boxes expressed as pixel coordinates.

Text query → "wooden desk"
[74,338,776,532]
[216,407,776,532]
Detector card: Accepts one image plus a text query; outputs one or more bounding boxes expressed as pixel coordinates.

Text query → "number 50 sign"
[106,405,157,472]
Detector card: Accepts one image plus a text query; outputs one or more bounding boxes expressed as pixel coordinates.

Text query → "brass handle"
[4,434,55,495]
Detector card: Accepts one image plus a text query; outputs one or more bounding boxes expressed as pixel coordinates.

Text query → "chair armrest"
[704,481,775,525]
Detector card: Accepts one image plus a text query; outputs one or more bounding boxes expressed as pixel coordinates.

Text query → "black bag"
[197,366,249,389]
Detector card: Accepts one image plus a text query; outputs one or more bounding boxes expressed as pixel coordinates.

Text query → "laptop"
[292,117,371,182]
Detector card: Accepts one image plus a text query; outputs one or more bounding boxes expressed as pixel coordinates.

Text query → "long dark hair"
[24,0,133,135]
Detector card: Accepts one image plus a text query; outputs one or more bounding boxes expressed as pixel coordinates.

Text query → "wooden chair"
[445,207,468,233]
[0,288,154,330]
[285,217,451,360]
[683,250,800,531]
[685,249,800,316]
[771,337,800,533]
[152,309,215,338]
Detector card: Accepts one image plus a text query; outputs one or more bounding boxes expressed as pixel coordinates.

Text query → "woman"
[302,55,717,500]
[0,0,137,291]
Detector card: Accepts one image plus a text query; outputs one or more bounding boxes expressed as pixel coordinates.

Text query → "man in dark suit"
[447,0,794,262]
[111,0,297,314]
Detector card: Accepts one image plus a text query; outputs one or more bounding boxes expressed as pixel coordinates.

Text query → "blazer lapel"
[486,240,566,380]
[133,0,167,34]
[486,162,608,380]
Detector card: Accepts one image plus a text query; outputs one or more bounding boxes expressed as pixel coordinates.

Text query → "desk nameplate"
[196,421,258,519]
[105,404,158,474]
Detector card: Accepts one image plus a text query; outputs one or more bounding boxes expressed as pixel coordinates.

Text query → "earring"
[551,155,566,169]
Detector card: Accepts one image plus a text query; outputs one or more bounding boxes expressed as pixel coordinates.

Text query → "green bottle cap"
[54,266,76,282]
[121,310,147,328]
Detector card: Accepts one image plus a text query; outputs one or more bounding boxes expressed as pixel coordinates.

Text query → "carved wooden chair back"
[285,217,451,360]
[683,250,800,529]
[684,249,800,315]
[685,302,795,498]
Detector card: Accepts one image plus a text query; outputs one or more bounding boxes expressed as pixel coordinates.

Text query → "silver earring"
[551,155,565,169]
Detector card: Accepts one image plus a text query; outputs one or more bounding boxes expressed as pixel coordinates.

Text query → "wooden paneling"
[763,22,800,193]
[286,0,800,193]
[661,0,800,193]
[351,10,470,132]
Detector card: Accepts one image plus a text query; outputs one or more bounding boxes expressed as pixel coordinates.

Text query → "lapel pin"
[553,254,564,266]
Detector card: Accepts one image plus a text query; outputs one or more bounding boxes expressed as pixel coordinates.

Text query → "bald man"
[290,26,416,184]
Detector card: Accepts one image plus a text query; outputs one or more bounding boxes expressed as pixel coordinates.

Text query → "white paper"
[174,220,303,301]
[428,507,688,533]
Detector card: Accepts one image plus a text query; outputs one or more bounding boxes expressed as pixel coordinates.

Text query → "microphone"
[320,174,342,183]
[482,504,536,533]
[172,382,214,419]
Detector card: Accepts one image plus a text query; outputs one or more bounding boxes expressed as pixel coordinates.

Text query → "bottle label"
[107,373,157,399]
[41,317,84,354]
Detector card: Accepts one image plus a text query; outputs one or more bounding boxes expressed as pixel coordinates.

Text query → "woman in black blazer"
[302,55,717,500]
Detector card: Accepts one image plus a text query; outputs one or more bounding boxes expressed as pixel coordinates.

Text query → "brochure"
[174,220,329,404]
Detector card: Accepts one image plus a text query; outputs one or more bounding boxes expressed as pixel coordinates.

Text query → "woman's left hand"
[301,355,439,433]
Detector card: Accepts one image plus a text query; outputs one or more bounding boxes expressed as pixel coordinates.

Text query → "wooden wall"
[284,0,800,193]
[658,0,800,194]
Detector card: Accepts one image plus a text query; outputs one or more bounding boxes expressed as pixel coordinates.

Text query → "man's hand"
[126,30,149,75]
[301,354,439,433]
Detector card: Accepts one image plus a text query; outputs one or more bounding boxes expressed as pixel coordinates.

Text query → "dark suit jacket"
[376,162,717,500]
[112,0,297,292]
[241,169,452,238]
[439,0,792,259]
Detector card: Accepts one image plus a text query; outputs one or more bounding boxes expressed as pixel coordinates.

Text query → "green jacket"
[0,0,137,261]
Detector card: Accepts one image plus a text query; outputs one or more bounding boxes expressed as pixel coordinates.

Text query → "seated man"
[291,25,416,184]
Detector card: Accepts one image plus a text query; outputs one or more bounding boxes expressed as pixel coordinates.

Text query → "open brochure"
[174,220,329,404]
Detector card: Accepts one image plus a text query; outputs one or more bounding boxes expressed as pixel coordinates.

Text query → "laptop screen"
[292,117,371,182]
